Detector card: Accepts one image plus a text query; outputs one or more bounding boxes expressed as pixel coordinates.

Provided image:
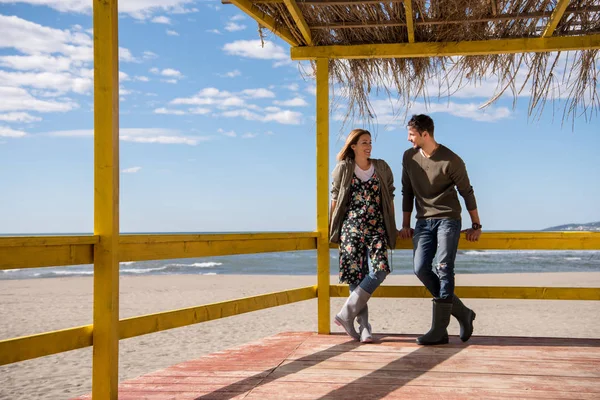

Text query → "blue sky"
[0,0,598,234]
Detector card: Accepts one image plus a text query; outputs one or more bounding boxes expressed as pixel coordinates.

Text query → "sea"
[2,249,599,280]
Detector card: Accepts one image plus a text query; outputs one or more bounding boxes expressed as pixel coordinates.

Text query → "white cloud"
[274,97,308,107]
[225,22,246,32]
[263,110,302,124]
[284,83,299,91]
[0,0,198,20]
[143,51,158,60]
[189,107,210,114]
[162,68,182,77]
[230,15,245,21]
[0,55,72,72]
[0,86,77,112]
[218,128,236,137]
[242,88,276,98]
[163,79,178,84]
[45,128,210,145]
[305,85,316,96]
[220,69,241,78]
[134,76,150,82]
[154,107,185,115]
[223,40,287,61]
[0,112,41,123]
[242,133,257,139]
[207,29,222,35]
[166,29,179,36]
[151,16,171,24]
[0,126,27,137]
[119,47,138,63]
[122,166,142,174]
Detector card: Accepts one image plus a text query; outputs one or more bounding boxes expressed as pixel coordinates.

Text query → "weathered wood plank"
[71,332,600,399]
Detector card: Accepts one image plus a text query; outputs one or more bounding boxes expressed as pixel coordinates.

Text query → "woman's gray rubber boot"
[334,286,371,340]
[356,305,373,343]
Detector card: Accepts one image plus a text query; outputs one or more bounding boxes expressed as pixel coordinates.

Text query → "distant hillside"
[543,221,600,231]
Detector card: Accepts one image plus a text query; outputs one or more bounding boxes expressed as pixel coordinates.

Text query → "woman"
[330,128,397,343]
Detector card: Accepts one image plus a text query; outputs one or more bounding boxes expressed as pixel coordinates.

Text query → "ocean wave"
[167,262,222,268]
[121,267,167,274]
[1,269,21,273]
[120,261,136,266]
[564,257,582,261]
[34,270,94,277]
[461,250,592,256]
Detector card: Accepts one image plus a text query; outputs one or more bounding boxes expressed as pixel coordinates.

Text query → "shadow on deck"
[74,332,600,399]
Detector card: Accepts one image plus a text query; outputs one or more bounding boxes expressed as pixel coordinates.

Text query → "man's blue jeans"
[413,218,461,301]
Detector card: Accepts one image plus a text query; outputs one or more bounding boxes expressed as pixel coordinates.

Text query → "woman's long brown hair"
[336,129,371,161]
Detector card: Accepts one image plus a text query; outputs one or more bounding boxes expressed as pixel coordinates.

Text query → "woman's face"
[351,133,372,159]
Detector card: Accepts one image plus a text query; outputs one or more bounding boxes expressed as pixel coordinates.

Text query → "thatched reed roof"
[225,0,600,124]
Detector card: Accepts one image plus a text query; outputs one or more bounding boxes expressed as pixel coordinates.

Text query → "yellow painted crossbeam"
[119,232,318,262]
[0,232,318,270]
[0,236,96,269]
[404,0,415,43]
[229,0,299,46]
[332,231,600,250]
[543,0,570,38]
[330,285,600,300]
[283,0,312,45]
[0,325,93,366]
[120,285,317,339]
[291,34,600,60]
[2,231,598,270]
[0,286,316,366]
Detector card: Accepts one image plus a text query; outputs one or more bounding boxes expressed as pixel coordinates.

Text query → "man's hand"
[398,227,414,240]
[464,228,481,242]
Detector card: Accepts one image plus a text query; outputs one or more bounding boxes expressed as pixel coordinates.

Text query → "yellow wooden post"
[92,0,120,398]
[316,57,330,334]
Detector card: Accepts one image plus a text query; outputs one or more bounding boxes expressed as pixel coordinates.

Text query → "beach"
[1,272,599,399]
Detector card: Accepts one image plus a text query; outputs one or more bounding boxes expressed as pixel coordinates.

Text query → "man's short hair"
[407,114,434,137]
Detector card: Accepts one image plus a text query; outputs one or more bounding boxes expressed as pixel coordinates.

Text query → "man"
[399,114,480,345]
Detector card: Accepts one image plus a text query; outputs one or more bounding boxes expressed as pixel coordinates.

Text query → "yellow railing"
[2,231,599,368]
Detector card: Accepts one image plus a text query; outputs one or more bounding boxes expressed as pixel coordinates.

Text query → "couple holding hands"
[330,114,481,345]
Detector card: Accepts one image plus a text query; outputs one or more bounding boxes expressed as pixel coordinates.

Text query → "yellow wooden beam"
[119,236,317,262]
[0,241,94,269]
[119,286,317,339]
[404,0,415,43]
[93,0,120,397]
[291,34,600,60]
[283,0,312,45]
[3,231,598,271]
[119,231,318,244]
[0,325,93,366]
[229,0,300,46]
[543,0,570,38]
[331,285,600,301]
[316,57,330,335]
[330,231,600,250]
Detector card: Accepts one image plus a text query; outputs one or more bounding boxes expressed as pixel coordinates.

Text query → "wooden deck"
[74,332,600,399]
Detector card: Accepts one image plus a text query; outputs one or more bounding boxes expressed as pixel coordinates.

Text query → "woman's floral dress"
[339,173,390,286]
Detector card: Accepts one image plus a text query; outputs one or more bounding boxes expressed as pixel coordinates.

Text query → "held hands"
[462,228,482,242]
[398,227,414,240]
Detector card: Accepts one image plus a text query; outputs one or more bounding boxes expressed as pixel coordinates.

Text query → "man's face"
[407,127,424,149]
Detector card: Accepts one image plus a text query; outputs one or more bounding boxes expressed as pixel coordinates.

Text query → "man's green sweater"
[402,144,477,220]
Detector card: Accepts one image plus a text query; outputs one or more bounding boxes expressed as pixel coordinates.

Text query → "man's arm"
[465,208,482,242]
[400,155,415,239]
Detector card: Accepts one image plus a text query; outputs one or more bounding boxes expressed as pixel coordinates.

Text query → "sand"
[1,272,599,399]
